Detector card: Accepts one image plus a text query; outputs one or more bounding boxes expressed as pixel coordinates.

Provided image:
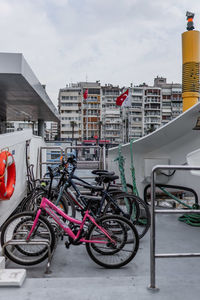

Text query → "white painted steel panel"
[187,148,200,176]
[108,101,200,197]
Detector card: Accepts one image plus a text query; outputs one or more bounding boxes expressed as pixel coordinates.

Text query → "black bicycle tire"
[59,190,76,218]
[129,195,151,239]
[103,192,138,220]
[1,212,56,266]
[89,217,128,256]
[20,189,69,216]
[85,215,139,268]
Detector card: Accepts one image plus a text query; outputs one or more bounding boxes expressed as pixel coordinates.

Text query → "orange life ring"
[0,151,16,200]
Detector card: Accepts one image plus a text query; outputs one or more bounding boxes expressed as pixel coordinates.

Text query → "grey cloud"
[0,0,199,105]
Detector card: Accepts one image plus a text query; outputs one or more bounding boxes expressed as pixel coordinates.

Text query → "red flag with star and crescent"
[116,89,131,107]
[83,89,88,100]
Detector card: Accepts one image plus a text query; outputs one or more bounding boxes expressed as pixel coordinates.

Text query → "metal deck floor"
[1,213,200,299]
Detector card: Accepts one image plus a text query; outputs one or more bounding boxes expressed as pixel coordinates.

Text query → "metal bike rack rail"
[40,146,64,179]
[64,145,105,169]
[39,145,106,179]
[2,239,53,274]
[149,165,200,291]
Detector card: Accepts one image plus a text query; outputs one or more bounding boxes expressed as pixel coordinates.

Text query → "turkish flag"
[116,89,130,107]
[83,89,88,100]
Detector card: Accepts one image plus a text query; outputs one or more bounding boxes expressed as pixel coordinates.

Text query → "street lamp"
[70,121,76,143]
[98,120,102,140]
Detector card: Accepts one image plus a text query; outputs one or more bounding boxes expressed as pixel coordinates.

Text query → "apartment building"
[58,84,82,141]
[58,77,182,144]
[154,77,182,126]
[45,122,59,141]
[80,81,101,140]
[58,81,101,141]
[129,86,144,140]
[101,84,122,144]
[143,86,162,135]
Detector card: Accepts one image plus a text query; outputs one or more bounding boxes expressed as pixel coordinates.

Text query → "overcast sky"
[0,0,200,107]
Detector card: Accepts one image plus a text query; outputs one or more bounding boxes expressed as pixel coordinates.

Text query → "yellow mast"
[182,12,200,112]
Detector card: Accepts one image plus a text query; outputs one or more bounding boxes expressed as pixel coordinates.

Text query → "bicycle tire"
[129,195,151,239]
[59,190,76,218]
[103,192,137,219]
[20,190,69,216]
[85,215,139,268]
[1,212,56,266]
[110,192,150,239]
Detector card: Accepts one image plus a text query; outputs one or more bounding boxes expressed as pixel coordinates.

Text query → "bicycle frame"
[26,197,116,245]
[55,171,129,218]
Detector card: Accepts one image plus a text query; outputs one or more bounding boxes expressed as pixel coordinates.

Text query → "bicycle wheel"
[103,192,137,219]
[59,190,76,218]
[85,215,139,268]
[107,192,150,239]
[1,212,56,266]
[21,190,69,215]
[130,195,151,239]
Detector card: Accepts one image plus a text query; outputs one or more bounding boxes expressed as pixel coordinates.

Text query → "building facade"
[81,81,101,140]
[154,76,182,126]
[101,84,122,145]
[58,84,82,141]
[58,77,182,144]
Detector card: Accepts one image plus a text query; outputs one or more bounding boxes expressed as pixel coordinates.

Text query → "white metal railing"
[149,165,200,291]
[39,145,106,179]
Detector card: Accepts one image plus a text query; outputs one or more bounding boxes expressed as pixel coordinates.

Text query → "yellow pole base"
[182,92,199,112]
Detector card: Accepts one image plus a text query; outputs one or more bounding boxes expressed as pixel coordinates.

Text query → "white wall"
[108,102,200,199]
[29,135,47,179]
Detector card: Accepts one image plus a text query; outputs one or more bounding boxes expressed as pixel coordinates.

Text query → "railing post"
[40,147,42,179]
[148,167,159,291]
[148,164,200,292]
[103,146,106,170]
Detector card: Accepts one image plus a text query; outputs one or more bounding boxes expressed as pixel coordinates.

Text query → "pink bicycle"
[1,196,139,268]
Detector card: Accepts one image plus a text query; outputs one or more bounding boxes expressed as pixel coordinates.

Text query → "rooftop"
[0,53,60,122]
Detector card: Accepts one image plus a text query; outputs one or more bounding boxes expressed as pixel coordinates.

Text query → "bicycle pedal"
[65,241,70,249]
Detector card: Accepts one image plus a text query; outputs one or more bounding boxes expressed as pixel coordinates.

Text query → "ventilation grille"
[182,62,200,93]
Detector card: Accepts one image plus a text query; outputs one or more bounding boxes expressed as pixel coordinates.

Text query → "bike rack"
[39,145,106,179]
[2,239,53,274]
[39,146,64,179]
[149,165,200,291]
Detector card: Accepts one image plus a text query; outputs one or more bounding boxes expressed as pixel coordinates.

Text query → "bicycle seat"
[92,169,109,175]
[102,175,119,183]
[94,171,115,184]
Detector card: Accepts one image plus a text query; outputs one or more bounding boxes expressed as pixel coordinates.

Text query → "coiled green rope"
[114,144,127,193]
[130,139,139,197]
[159,186,200,226]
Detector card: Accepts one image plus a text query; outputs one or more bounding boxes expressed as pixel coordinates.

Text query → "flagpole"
[86,98,88,140]
[126,107,129,143]
[83,88,89,140]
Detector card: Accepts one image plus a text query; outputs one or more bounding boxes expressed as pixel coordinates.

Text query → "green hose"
[179,213,200,227]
